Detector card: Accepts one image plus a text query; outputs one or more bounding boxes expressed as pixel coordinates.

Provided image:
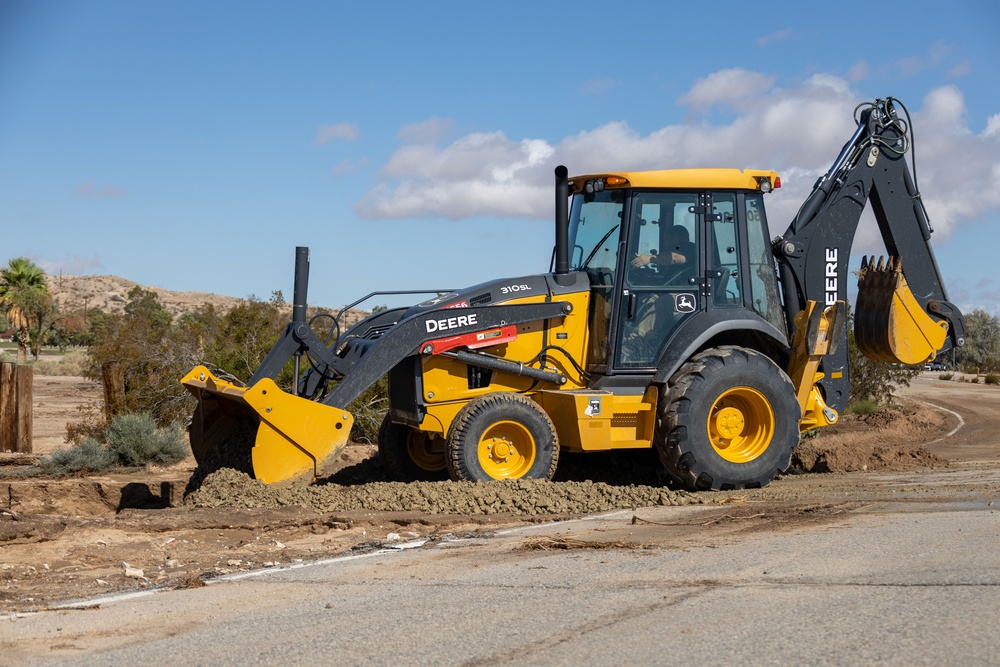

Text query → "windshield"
[568,190,624,272]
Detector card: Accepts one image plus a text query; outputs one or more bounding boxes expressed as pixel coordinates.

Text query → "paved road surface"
[5,497,999,666]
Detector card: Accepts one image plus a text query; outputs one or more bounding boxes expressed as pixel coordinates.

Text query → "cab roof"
[569,168,779,192]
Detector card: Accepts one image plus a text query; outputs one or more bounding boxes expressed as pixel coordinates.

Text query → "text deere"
[426,313,478,333]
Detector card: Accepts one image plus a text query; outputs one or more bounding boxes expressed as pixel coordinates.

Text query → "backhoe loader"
[182,97,964,491]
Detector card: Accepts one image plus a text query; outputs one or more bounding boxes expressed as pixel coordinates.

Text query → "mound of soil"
[186,468,703,515]
[792,403,949,473]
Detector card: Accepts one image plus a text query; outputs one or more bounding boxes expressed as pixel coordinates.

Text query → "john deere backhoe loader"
[182,97,964,491]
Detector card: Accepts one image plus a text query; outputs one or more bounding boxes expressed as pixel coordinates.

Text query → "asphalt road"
[5,497,999,666]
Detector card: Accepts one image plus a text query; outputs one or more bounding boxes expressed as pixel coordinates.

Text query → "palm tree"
[0,257,49,363]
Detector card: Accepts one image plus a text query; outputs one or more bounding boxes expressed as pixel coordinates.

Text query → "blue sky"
[2,0,999,315]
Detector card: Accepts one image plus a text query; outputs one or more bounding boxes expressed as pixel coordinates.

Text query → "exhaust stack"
[554,165,572,284]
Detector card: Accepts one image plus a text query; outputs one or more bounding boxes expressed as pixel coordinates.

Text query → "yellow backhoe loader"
[182,97,964,491]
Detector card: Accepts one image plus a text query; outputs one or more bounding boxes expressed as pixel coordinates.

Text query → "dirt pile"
[792,405,949,473]
[186,468,704,515]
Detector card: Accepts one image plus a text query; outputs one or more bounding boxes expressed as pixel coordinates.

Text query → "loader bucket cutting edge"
[855,256,948,365]
[181,366,354,485]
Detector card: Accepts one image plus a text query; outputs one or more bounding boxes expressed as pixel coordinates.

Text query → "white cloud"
[331,156,371,176]
[757,29,793,46]
[906,87,1000,241]
[846,61,868,82]
[398,117,454,144]
[314,123,360,145]
[37,255,103,275]
[355,72,1000,257]
[356,132,554,219]
[577,78,620,96]
[74,182,124,199]
[985,114,1000,137]
[677,68,776,111]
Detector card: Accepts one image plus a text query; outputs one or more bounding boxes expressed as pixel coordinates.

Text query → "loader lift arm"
[773,97,965,411]
[181,248,573,484]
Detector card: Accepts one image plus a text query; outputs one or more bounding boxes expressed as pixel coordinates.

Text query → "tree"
[200,293,287,382]
[86,287,195,426]
[0,257,49,363]
[954,309,1000,372]
[19,287,59,359]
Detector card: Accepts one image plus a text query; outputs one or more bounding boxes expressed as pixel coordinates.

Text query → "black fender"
[652,310,790,385]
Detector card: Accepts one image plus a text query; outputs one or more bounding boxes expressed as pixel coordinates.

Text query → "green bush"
[985,374,1000,385]
[347,376,389,445]
[847,399,879,416]
[37,412,188,475]
[106,412,188,466]
[38,438,112,474]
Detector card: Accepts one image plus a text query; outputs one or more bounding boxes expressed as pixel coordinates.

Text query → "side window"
[711,194,741,307]
[746,194,786,333]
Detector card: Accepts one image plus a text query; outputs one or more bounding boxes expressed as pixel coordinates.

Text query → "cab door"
[707,192,744,311]
[614,192,702,369]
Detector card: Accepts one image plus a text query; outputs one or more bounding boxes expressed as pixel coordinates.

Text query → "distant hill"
[48,274,367,327]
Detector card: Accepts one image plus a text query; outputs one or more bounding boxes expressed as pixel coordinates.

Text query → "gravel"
[186,468,703,515]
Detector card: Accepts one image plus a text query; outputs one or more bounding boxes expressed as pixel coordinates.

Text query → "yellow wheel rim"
[707,387,774,463]
[477,420,536,479]
[407,431,447,472]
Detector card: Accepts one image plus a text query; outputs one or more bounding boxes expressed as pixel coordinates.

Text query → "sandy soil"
[1,373,998,614]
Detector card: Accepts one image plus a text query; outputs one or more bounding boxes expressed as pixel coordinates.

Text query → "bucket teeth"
[855,254,947,364]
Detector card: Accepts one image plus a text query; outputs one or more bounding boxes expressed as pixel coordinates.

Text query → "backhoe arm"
[774,98,965,411]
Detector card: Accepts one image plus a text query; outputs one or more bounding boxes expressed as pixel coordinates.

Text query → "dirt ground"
[1,373,998,615]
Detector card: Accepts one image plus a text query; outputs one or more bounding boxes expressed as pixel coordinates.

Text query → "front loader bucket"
[181,365,354,485]
[855,256,948,365]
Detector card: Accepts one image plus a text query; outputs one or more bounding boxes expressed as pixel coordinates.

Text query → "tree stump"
[0,362,32,453]
[102,361,125,421]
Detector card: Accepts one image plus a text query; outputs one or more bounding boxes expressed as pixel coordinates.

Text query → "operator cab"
[566,169,787,378]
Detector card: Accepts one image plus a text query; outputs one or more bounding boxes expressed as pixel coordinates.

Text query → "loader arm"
[182,247,573,486]
[774,97,965,411]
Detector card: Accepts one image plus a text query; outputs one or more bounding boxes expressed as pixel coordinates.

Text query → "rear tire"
[446,393,559,482]
[377,414,449,482]
[656,347,799,491]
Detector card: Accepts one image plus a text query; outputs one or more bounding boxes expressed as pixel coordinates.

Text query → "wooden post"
[102,361,125,421]
[0,362,32,453]
[14,364,31,453]
[0,363,15,452]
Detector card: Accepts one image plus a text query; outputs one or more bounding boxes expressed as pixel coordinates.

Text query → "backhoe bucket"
[855,256,948,365]
[181,365,354,485]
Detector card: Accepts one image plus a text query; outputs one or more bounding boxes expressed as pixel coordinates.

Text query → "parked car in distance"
[924,361,947,371]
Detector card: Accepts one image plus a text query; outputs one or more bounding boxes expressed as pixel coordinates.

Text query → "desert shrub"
[28,350,89,376]
[347,376,389,445]
[38,412,188,475]
[37,438,112,474]
[106,412,188,466]
[969,375,980,384]
[847,398,879,416]
[985,374,1000,385]
[938,372,954,381]
[848,334,920,405]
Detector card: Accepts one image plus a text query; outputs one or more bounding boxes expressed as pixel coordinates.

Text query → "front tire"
[656,347,799,491]
[377,415,449,482]
[446,393,559,482]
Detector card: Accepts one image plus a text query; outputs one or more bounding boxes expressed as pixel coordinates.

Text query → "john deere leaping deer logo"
[674,293,696,313]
